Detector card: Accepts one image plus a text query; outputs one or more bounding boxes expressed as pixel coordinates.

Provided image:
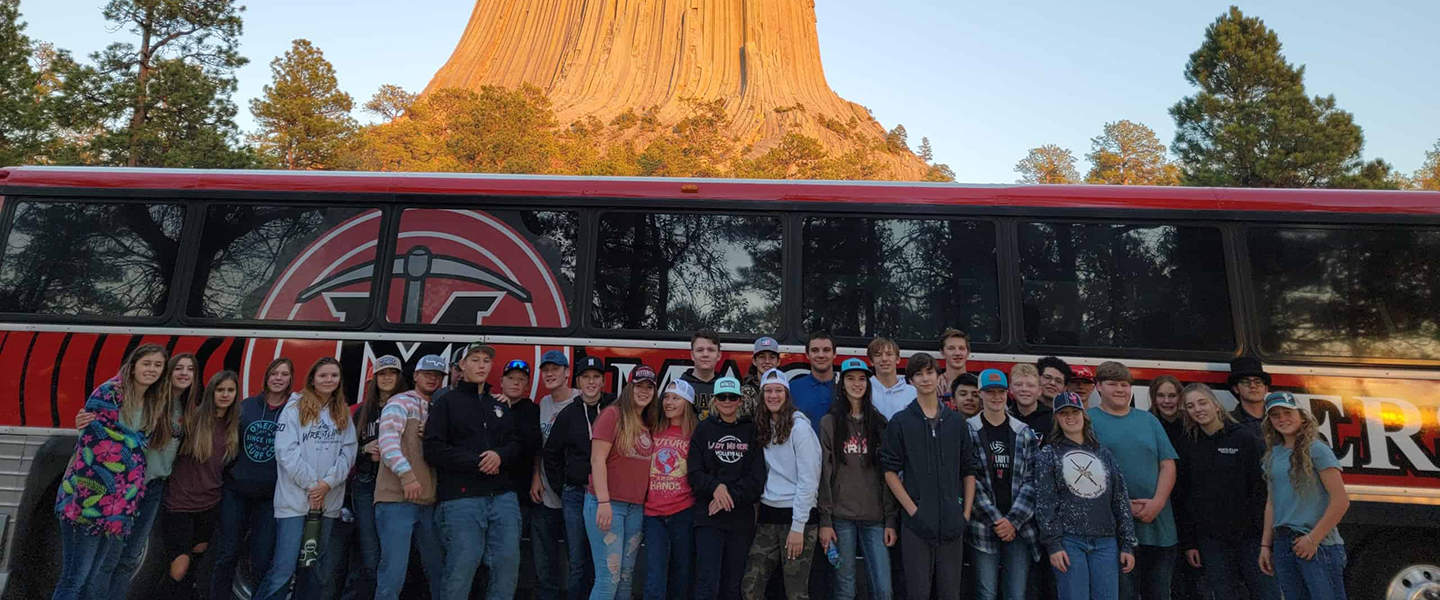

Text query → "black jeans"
[1119,544,1178,600]
[899,526,965,600]
[210,487,277,600]
[694,525,754,600]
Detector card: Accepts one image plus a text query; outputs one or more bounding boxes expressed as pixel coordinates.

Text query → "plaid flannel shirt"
[966,414,1041,560]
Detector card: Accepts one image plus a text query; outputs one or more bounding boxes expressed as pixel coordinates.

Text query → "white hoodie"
[761,411,823,533]
[273,394,358,519]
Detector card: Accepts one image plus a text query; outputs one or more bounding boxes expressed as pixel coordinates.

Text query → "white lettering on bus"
[1357,396,1439,473]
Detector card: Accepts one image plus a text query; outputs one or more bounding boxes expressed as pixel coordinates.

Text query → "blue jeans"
[1197,536,1281,600]
[564,486,596,600]
[583,494,645,600]
[374,501,445,600]
[255,515,336,600]
[1119,544,1176,600]
[643,508,694,600]
[533,503,569,600]
[53,520,122,600]
[341,479,380,600]
[1271,530,1347,600]
[972,538,1031,600]
[435,492,522,600]
[210,486,277,600]
[1053,535,1120,600]
[97,477,165,598]
[831,519,892,600]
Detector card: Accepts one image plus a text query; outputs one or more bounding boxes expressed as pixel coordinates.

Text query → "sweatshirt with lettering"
[1176,422,1266,547]
[273,394,358,519]
[688,414,768,531]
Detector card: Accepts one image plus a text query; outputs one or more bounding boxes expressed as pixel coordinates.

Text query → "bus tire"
[1351,532,1440,600]
[8,481,62,600]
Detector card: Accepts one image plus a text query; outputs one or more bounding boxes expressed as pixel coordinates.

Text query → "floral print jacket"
[54,377,148,537]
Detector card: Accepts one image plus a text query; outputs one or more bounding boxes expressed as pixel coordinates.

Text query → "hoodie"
[543,393,615,491]
[1176,422,1267,547]
[502,397,541,500]
[226,393,288,497]
[879,400,983,543]
[689,414,769,531]
[1010,401,1054,443]
[1034,437,1137,555]
[759,412,823,533]
[817,412,897,529]
[272,394,358,519]
[423,381,521,502]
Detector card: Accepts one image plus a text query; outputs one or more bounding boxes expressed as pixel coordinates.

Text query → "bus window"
[1248,226,1440,360]
[1019,222,1233,352]
[384,208,577,328]
[801,216,1000,342]
[591,212,782,335]
[187,205,381,323]
[0,200,184,318]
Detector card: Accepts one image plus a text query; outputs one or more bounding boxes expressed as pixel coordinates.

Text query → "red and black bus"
[0,166,1437,598]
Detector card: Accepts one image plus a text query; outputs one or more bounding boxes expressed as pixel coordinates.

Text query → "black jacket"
[422,381,521,502]
[543,394,615,490]
[503,397,541,499]
[880,400,983,542]
[689,414,768,530]
[1010,402,1054,443]
[1176,422,1267,547]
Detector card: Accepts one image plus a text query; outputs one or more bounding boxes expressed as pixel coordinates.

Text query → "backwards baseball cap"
[450,347,466,368]
[1263,391,1298,413]
[540,350,569,368]
[629,364,658,385]
[460,342,495,361]
[840,357,871,375]
[753,336,781,356]
[978,368,1008,390]
[576,356,604,376]
[664,379,696,404]
[1053,391,1085,412]
[416,354,448,374]
[374,355,403,374]
[503,359,530,377]
[760,368,789,391]
[714,375,742,398]
[1071,365,1095,383]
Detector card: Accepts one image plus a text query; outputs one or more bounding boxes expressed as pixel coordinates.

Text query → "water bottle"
[826,542,840,567]
[299,508,323,568]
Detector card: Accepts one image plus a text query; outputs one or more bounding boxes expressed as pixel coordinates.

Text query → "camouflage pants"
[740,522,818,600]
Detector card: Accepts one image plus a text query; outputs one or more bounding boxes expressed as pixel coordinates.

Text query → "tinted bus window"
[385,208,577,328]
[189,205,381,323]
[1019,222,1233,351]
[592,212,782,334]
[802,217,1000,342]
[0,200,183,318]
[1249,226,1440,360]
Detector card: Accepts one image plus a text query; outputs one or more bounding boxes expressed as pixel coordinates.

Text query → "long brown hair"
[264,357,295,397]
[1262,406,1323,495]
[356,366,411,428]
[1048,407,1100,448]
[167,353,201,409]
[756,385,798,447]
[299,357,350,431]
[183,371,240,463]
[118,343,173,446]
[610,380,660,457]
[660,388,699,439]
[1148,375,1184,422]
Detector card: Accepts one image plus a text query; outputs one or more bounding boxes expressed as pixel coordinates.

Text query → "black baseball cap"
[576,356,605,376]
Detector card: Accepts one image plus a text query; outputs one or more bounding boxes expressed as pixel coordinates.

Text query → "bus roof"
[3,166,1439,215]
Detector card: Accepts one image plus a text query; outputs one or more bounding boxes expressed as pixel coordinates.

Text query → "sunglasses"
[713,395,742,402]
[505,359,529,371]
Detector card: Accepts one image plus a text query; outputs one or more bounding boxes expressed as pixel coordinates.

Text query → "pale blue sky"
[19,0,1440,183]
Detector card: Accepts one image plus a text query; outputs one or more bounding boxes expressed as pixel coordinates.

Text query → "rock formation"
[422,0,931,178]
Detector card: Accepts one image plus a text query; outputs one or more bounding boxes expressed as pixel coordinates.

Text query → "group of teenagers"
[49,328,1351,600]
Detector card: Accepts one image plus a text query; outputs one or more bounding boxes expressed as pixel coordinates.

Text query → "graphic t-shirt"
[645,425,694,516]
[682,371,718,420]
[1268,441,1344,545]
[538,390,577,508]
[1087,407,1180,547]
[981,417,1015,514]
[587,405,654,505]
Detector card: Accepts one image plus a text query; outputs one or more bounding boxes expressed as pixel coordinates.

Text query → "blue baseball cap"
[978,368,1008,390]
[714,375,743,397]
[753,337,781,356]
[374,355,403,374]
[1053,391,1084,412]
[540,350,569,368]
[1264,391,1298,413]
[664,379,696,404]
[840,357,871,375]
[416,354,448,374]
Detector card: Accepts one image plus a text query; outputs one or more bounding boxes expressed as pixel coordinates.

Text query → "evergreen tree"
[363,84,416,121]
[1015,144,1079,184]
[251,39,356,170]
[0,0,45,166]
[917,136,934,162]
[885,124,909,153]
[1416,141,1440,191]
[1170,6,1368,188]
[1085,120,1180,185]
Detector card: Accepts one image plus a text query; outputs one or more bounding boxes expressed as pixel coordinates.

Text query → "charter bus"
[0,166,1436,599]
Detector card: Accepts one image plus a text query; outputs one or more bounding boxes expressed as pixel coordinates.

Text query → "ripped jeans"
[583,493,645,600]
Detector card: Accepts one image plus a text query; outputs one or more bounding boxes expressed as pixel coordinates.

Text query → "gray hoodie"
[273,394,358,519]
[760,412,822,533]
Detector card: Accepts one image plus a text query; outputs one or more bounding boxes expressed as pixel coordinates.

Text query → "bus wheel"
[1385,564,1440,600]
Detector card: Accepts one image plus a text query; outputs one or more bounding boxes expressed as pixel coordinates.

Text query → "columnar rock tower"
[422,0,930,177]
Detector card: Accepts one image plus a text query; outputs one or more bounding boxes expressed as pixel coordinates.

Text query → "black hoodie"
[543,393,615,490]
[1176,421,1267,547]
[502,397,541,499]
[689,414,768,530]
[880,400,983,542]
[423,381,521,502]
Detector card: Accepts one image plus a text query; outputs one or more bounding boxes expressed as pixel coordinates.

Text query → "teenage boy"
[424,342,523,600]
[1068,366,1096,403]
[1227,356,1271,435]
[868,337,917,421]
[937,328,972,407]
[881,352,981,600]
[1007,364,1053,443]
[1036,356,1072,409]
[374,354,447,600]
[543,355,617,600]
[967,369,1040,600]
[951,372,981,417]
[449,347,466,390]
[684,329,723,419]
[742,336,783,418]
[529,353,575,600]
[1087,361,1179,600]
[789,331,837,433]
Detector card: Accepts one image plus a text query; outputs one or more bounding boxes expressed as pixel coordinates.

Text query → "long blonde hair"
[1179,383,1235,438]
[1262,406,1322,494]
[118,344,173,446]
[183,371,240,463]
[299,357,350,431]
[612,381,660,457]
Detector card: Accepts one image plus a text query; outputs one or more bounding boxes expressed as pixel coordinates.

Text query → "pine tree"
[0,0,45,166]
[363,84,416,121]
[1085,120,1180,185]
[1416,141,1440,191]
[885,124,908,153]
[1015,145,1079,184]
[251,39,356,170]
[917,136,934,162]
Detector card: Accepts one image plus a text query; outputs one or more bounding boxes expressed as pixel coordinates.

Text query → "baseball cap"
[460,342,495,361]
[978,368,1008,390]
[1264,391,1298,413]
[629,364,658,385]
[502,359,530,377]
[1053,391,1085,412]
[753,336,781,356]
[760,368,789,391]
[576,356,604,376]
[540,350,569,368]
[714,376,742,398]
[840,357,871,375]
[416,354,448,374]
[450,347,466,368]
[664,379,696,404]
[374,355,403,374]
[1071,366,1095,382]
